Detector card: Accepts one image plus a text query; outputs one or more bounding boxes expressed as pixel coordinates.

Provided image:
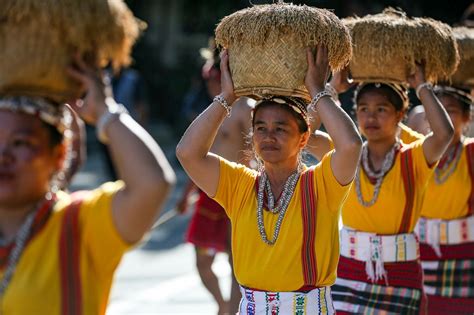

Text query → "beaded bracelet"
[308,90,332,112]
[325,83,339,101]
[96,102,129,144]
[415,82,433,99]
[213,94,231,117]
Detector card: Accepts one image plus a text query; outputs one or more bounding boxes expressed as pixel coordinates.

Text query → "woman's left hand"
[305,45,330,97]
[407,62,427,89]
[66,53,112,125]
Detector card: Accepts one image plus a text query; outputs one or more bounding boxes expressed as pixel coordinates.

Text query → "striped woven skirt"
[332,256,427,314]
[420,242,474,314]
[238,286,335,314]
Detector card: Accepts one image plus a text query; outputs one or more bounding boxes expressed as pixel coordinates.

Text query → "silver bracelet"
[415,82,433,99]
[96,100,129,144]
[325,83,339,101]
[308,90,332,111]
[213,94,231,117]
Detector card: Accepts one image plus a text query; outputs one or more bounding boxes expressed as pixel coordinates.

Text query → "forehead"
[357,90,393,106]
[0,110,47,134]
[254,104,296,122]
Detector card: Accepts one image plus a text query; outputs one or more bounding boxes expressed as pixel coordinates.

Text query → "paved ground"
[70,124,233,314]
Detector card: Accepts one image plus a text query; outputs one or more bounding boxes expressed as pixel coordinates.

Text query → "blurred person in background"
[176,38,253,314]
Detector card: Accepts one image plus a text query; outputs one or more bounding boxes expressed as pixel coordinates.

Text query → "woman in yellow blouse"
[409,86,474,314]
[177,46,362,314]
[308,66,453,314]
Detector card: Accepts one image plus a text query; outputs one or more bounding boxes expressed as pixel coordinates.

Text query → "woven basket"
[451,27,474,88]
[345,9,459,84]
[0,0,144,104]
[215,3,352,101]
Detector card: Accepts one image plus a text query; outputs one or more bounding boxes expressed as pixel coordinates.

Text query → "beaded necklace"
[256,170,300,245]
[355,141,400,207]
[435,140,464,185]
[0,195,53,304]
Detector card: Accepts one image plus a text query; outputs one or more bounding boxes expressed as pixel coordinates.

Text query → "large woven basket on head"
[451,27,474,88]
[0,0,144,104]
[215,2,352,101]
[344,8,459,84]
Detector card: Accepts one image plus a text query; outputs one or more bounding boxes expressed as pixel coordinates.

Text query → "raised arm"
[176,50,236,197]
[67,55,176,244]
[407,64,454,165]
[305,46,362,185]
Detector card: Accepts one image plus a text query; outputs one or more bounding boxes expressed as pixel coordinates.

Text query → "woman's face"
[252,105,308,166]
[438,94,470,137]
[356,90,404,142]
[0,110,64,208]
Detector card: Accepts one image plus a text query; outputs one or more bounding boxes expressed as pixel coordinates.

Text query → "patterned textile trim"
[332,277,424,315]
[300,169,318,287]
[421,257,474,298]
[415,216,474,258]
[0,197,56,268]
[399,148,415,233]
[59,192,87,315]
[466,141,474,216]
[239,286,334,314]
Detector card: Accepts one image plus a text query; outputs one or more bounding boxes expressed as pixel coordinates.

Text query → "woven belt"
[239,285,334,314]
[340,227,419,283]
[415,215,474,257]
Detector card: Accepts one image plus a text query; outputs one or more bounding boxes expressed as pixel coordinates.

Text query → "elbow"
[176,139,193,165]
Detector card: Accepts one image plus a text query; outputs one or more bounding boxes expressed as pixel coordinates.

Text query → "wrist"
[308,85,325,98]
[221,92,236,105]
[415,82,433,99]
[96,99,129,144]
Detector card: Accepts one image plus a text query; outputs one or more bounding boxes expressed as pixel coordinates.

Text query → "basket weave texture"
[0,0,144,103]
[345,9,459,84]
[451,27,474,87]
[215,3,352,101]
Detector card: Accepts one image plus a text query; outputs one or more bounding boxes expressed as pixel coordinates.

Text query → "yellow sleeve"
[79,181,131,274]
[314,150,352,213]
[214,157,257,217]
[408,140,437,190]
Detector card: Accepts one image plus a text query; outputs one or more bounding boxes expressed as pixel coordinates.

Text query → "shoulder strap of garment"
[59,191,87,315]
[300,168,318,287]
[465,141,474,215]
[399,148,415,233]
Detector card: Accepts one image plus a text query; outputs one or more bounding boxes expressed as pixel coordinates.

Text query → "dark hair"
[355,83,406,112]
[434,88,471,116]
[42,122,64,148]
[252,101,309,133]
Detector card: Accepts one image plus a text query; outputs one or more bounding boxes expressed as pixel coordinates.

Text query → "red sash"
[59,192,88,315]
[465,141,474,215]
[399,148,415,233]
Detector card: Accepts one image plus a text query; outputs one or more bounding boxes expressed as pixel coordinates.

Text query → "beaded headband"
[354,82,409,110]
[0,96,71,134]
[253,95,310,127]
[433,85,473,110]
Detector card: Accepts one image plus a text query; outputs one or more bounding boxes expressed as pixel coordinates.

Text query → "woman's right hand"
[219,49,237,104]
[305,45,330,97]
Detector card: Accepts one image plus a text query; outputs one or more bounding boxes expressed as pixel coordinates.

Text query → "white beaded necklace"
[355,141,400,207]
[256,170,300,245]
[435,140,464,185]
[0,196,51,302]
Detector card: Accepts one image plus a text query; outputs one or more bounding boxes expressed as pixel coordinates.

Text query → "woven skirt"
[420,242,474,314]
[332,256,427,314]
